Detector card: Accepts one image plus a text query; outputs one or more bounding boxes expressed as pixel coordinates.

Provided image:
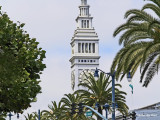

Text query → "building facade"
[134,102,160,120]
[113,102,160,120]
[70,0,100,91]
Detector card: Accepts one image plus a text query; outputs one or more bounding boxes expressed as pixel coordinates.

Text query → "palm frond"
[142,3,160,18]
[143,60,160,87]
[125,9,154,23]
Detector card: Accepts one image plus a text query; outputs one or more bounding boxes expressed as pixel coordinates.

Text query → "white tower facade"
[70,0,100,91]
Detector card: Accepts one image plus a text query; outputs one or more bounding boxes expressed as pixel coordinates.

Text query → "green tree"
[60,93,90,120]
[32,111,50,120]
[0,7,46,114]
[42,97,95,120]
[0,112,6,120]
[24,113,35,120]
[75,73,128,120]
[43,101,65,120]
[24,111,50,120]
[112,0,160,87]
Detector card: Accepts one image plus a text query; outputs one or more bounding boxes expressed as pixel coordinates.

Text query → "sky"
[1,0,160,119]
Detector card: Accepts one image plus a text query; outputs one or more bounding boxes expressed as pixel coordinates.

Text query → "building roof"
[135,102,160,110]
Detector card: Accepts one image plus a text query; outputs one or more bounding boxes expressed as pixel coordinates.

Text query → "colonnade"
[80,8,89,16]
[78,43,95,53]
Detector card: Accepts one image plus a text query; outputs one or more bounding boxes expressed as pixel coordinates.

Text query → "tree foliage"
[42,101,65,120]
[39,94,95,120]
[111,0,160,87]
[24,73,128,120]
[0,6,46,114]
[60,93,90,120]
[75,73,128,120]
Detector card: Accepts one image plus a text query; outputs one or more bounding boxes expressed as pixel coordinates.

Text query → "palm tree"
[112,0,160,87]
[25,111,49,120]
[60,93,90,120]
[75,72,128,120]
[42,101,65,120]
[24,113,35,120]
[42,98,93,120]
[33,111,49,120]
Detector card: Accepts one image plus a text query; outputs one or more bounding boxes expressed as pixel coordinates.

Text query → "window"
[81,20,84,28]
[80,9,82,16]
[84,8,86,15]
[90,60,92,62]
[89,43,91,53]
[85,43,88,53]
[82,20,88,28]
[87,20,89,28]
[92,43,95,53]
[78,43,81,53]
[86,9,88,16]
[84,20,86,28]
[81,60,83,62]
[84,60,86,62]
[82,43,84,53]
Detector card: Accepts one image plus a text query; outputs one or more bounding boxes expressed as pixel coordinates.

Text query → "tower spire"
[77,0,91,28]
[79,0,90,18]
[81,0,87,5]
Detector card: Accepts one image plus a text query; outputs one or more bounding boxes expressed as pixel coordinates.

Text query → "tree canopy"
[0,6,46,114]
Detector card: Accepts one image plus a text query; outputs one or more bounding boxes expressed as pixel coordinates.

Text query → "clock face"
[79,69,94,83]
[71,71,75,90]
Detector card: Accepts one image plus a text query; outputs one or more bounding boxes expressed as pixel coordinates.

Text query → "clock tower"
[70,0,100,91]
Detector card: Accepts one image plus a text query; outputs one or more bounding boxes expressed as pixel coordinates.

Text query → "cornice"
[69,56,101,62]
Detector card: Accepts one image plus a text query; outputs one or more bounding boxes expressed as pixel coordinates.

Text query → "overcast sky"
[1,0,160,119]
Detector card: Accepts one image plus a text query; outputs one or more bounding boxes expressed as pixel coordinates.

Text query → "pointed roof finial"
[81,0,87,5]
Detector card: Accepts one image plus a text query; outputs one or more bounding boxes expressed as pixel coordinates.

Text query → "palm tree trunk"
[97,107,102,120]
